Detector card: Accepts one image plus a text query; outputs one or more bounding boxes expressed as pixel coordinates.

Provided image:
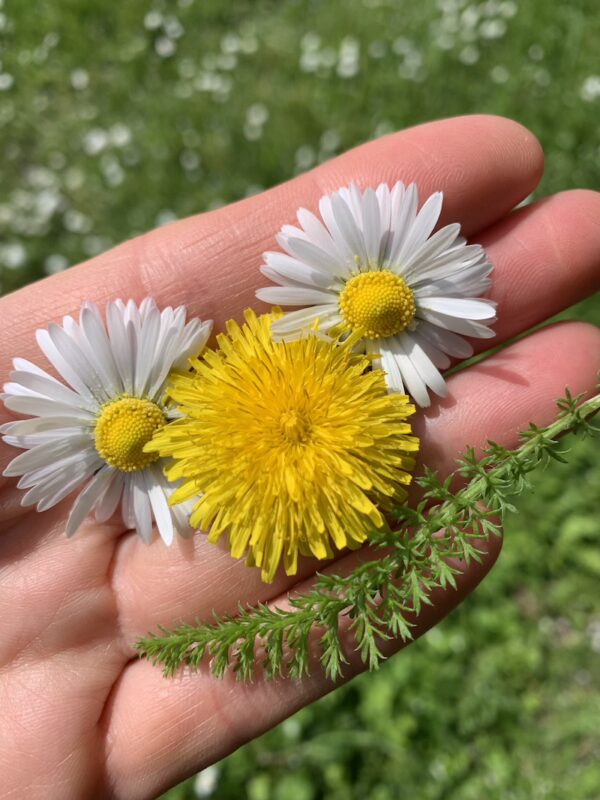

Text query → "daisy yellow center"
[147,309,420,584]
[95,396,166,472]
[339,270,416,339]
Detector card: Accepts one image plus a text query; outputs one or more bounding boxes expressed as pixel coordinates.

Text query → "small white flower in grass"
[256,182,496,407]
[1,299,212,543]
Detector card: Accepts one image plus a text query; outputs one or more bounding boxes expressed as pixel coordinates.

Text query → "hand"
[1,115,599,800]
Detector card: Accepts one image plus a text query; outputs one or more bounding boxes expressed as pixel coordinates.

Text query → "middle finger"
[112,319,600,644]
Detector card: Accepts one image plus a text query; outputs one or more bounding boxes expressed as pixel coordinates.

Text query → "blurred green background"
[1,0,600,798]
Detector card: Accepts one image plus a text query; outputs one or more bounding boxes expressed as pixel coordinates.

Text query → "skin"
[0,114,599,799]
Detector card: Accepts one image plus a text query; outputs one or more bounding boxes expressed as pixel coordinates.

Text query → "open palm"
[1,115,599,799]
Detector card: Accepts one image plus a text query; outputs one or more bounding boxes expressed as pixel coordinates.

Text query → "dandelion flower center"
[339,270,416,339]
[95,396,165,472]
[279,410,311,444]
[147,310,419,583]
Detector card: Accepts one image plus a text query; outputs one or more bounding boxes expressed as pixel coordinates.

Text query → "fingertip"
[436,115,544,211]
[464,114,544,178]
[558,188,600,230]
[318,115,545,236]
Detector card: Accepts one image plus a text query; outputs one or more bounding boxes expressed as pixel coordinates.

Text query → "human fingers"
[111,320,600,640]
[472,189,600,352]
[0,114,542,385]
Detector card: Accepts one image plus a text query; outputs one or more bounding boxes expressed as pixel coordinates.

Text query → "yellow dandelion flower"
[147,309,419,583]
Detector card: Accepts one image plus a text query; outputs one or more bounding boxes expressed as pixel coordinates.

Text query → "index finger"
[0,114,542,382]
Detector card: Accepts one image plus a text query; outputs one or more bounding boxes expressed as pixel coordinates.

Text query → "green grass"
[1,0,599,798]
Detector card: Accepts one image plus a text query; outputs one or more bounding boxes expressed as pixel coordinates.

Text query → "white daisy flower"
[1,298,212,544]
[256,182,497,407]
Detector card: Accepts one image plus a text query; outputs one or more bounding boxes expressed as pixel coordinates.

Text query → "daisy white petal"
[269,305,340,338]
[0,416,86,437]
[17,447,98,489]
[170,494,196,538]
[417,308,496,338]
[144,325,189,401]
[343,183,364,227]
[174,512,195,538]
[362,187,382,263]
[283,236,343,276]
[331,191,368,263]
[418,321,474,360]
[255,286,337,307]
[132,472,153,544]
[413,263,493,297]
[17,449,97,490]
[261,265,324,291]
[95,471,124,524]
[257,182,496,405]
[23,452,101,510]
[402,223,462,277]
[106,301,136,395]
[319,194,355,265]
[278,224,305,243]
[138,297,156,322]
[134,303,161,397]
[396,191,443,266]
[122,474,136,530]
[3,436,91,476]
[400,332,449,399]
[417,296,497,321]
[262,252,333,289]
[448,277,493,298]
[36,467,99,513]
[80,304,123,396]
[2,382,51,399]
[2,298,211,544]
[376,184,393,260]
[8,369,87,408]
[127,298,143,327]
[296,208,339,257]
[171,318,212,373]
[145,466,174,545]
[3,394,96,420]
[66,466,114,537]
[408,329,452,371]
[50,319,110,403]
[6,428,94,451]
[387,182,418,265]
[12,357,63,382]
[388,337,431,408]
[379,345,406,394]
[410,247,486,284]
[35,328,96,402]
